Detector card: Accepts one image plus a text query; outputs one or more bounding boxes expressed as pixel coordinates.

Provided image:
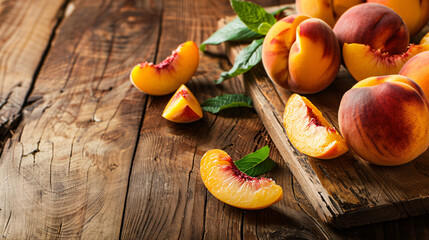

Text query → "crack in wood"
[2,211,12,239]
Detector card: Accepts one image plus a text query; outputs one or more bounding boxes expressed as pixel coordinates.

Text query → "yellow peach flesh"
[130,41,199,96]
[283,94,348,159]
[162,84,202,123]
[343,43,429,81]
[200,149,283,210]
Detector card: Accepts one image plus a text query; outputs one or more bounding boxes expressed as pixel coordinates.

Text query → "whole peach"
[333,3,409,54]
[338,75,429,166]
[399,51,429,100]
[296,0,364,27]
[262,15,341,94]
[367,0,429,36]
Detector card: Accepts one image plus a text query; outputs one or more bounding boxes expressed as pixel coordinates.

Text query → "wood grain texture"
[0,0,161,238]
[223,4,429,228]
[0,0,67,145]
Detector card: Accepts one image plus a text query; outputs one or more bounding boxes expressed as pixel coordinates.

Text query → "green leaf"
[216,38,263,84]
[234,146,277,177]
[230,0,277,34]
[200,17,263,52]
[201,94,253,114]
[257,22,272,35]
[270,6,291,18]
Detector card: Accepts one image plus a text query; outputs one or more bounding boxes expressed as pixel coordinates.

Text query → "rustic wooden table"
[0,0,428,239]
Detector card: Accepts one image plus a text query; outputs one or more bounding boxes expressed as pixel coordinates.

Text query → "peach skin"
[130,41,199,96]
[283,94,348,159]
[200,149,283,210]
[367,0,429,36]
[338,75,429,166]
[262,15,341,94]
[162,84,203,123]
[400,51,429,100]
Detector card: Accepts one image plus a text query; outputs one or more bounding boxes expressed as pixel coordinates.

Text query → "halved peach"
[283,94,348,159]
[343,43,429,81]
[162,84,202,123]
[200,149,283,210]
[130,41,199,96]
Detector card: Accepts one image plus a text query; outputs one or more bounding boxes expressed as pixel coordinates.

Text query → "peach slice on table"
[283,94,348,159]
[162,84,202,123]
[130,41,199,96]
[343,43,429,82]
[200,149,283,210]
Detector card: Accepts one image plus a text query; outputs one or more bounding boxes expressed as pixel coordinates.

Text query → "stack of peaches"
[265,0,429,167]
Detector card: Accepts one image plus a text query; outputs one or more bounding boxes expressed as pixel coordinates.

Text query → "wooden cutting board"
[218,4,429,228]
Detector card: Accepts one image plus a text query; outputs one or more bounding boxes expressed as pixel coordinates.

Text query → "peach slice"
[343,43,429,81]
[130,41,199,96]
[283,94,348,159]
[162,84,202,123]
[200,149,283,210]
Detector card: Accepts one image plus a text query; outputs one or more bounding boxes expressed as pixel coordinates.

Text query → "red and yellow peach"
[400,51,429,99]
[338,75,429,166]
[262,15,341,94]
[367,0,429,36]
[333,3,429,81]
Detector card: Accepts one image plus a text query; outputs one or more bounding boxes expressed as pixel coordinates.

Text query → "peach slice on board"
[283,94,348,159]
[162,84,203,123]
[130,41,199,96]
[200,149,283,210]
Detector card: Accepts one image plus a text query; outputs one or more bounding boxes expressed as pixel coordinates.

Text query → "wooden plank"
[0,0,67,145]
[0,0,162,238]
[223,4,429,228]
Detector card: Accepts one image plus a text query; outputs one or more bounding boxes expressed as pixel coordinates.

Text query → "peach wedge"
[162,84,202,123]
[283,94,348,159]
[200,149,283,210]
[130,41,199,96]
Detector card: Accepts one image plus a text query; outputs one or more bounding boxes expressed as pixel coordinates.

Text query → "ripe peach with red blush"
[296,0,364,27]
[333,3,429,81]
[338,75,429,166]
[400,51,429,99]
[367,0,429,36]
[130,41,199,96]
[262,15,341,94]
